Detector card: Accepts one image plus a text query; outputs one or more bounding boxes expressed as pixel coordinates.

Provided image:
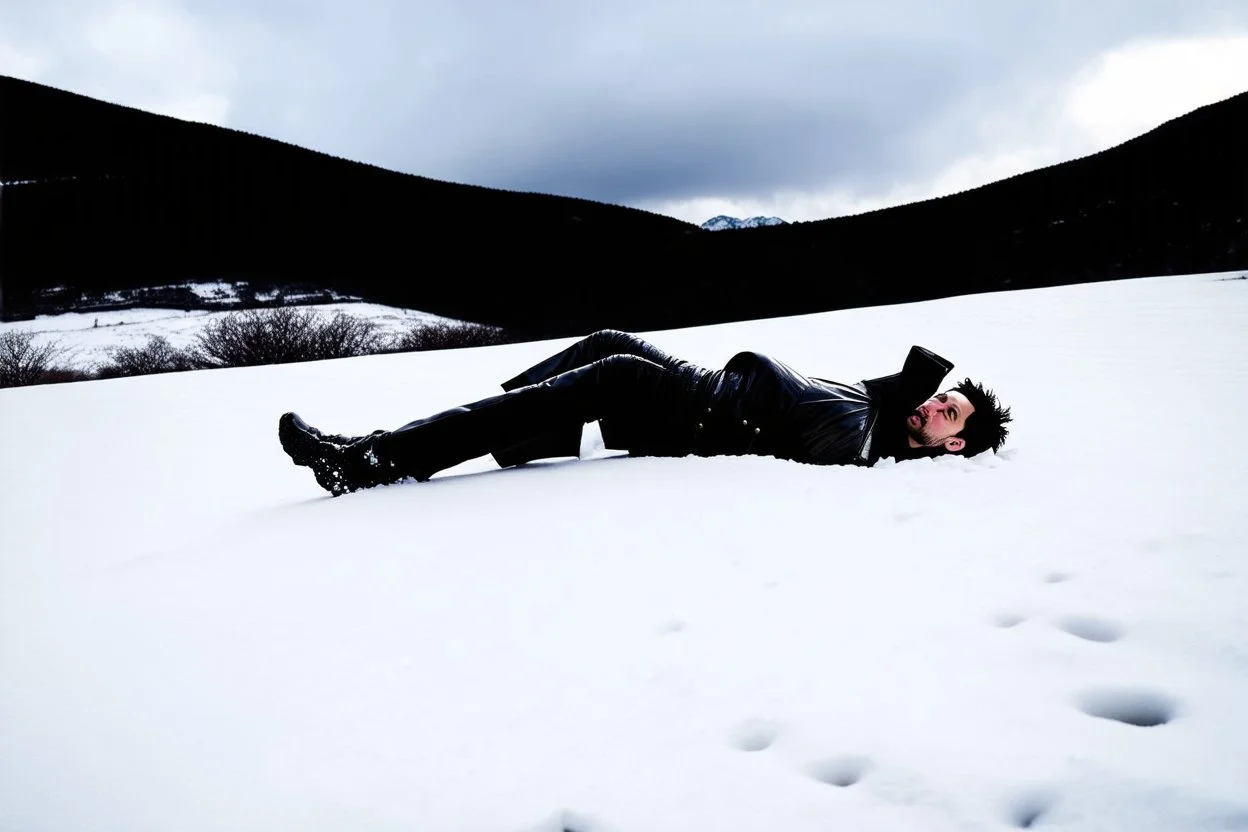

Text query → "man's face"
[906,391,975,453]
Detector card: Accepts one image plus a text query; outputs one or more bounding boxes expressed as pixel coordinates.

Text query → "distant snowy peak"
[700,215,788,231]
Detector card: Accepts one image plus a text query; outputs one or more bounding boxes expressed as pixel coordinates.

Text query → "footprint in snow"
[1005,788,1058,828]
[992,611,1028,628]
[729,718,780,752]
[806,755,872,787]
[1053,614,1123,643]
[1074,686,1178,727]
[523,808,608,832]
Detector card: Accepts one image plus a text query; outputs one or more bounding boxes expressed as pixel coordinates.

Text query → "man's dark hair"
[951,378,1012,456]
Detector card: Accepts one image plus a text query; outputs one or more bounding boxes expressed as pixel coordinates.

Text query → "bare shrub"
[0,330,73,388]
[193,307,385,368]
[308,311,389,360]
[194,308,313,367]
[389,320,516,353]
[96,336,201,379]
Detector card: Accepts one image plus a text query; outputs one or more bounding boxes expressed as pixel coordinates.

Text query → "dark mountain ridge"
[2,75,1245,336]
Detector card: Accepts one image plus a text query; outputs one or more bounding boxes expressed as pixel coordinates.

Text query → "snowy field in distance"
[2,270,1247,832]
[0,299,465,371]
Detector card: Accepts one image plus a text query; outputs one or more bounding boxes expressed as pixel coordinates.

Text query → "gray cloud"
[3,0,1247,220]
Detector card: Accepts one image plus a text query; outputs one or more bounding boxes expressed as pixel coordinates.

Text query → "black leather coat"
[603,345,954,466]
[492,330,954,469]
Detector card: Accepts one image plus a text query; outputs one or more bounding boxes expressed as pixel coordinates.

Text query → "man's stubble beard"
[907,411,935,448]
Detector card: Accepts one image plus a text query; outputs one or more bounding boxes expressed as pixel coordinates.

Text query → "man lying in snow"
[278,329,1013,496]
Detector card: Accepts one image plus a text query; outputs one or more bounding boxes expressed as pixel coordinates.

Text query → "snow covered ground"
[2,271,1247,832]
[0,301,463,372]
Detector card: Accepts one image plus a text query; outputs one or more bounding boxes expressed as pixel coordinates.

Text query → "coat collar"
[859,346,954,463]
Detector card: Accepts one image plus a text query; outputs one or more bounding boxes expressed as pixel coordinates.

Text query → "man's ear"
[943,436,966,453]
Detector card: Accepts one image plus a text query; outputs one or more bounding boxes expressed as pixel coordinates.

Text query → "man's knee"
[585,329,637,353]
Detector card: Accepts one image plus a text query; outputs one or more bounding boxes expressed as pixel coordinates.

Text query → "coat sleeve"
[860,346,954,413]
[904,346,954,385]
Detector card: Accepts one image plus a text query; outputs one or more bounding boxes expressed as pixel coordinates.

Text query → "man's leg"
[501,329,692,390]
[280,354,703,496]
[492,329,692,466]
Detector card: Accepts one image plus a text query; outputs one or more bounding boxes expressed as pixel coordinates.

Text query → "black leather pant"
[498,328,697,391]
[369,330,727,482]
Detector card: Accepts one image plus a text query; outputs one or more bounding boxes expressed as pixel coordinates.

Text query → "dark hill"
[2,75,1245,335]
[678,88,1247,325]
[0,75,697,332]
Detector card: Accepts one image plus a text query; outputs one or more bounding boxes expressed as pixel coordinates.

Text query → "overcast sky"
[2,0,1246,224]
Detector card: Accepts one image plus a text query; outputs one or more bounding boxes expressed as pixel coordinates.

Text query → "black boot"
[279,413,378,465]
[279,412,383,454]
[279,413,402,496]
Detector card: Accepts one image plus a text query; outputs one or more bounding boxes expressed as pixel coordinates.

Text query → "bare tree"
[0,330,72,388]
